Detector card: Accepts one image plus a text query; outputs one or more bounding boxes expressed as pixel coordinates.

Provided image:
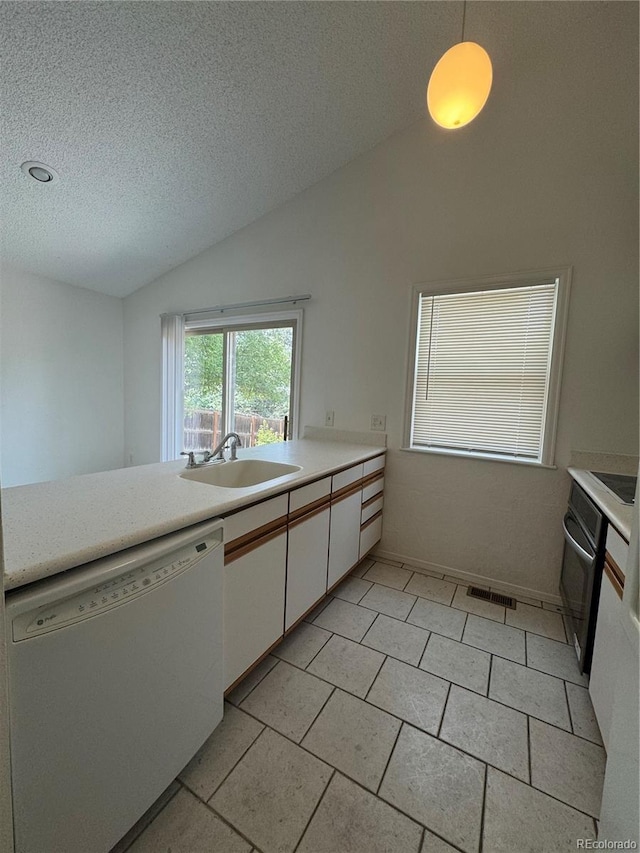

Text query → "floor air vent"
[467,586,516,610]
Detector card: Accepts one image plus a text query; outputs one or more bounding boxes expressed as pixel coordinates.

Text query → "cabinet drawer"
[605,525,628,577]
[361,495,383,525]
[359,512,382,560]
[363,455,385,477]
[289,477,331,516]
[362,474,384,503]
[224,495,289,549]
[332,463,364,494]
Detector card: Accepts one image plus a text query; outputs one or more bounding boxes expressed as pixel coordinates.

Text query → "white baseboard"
[372,548,564,607]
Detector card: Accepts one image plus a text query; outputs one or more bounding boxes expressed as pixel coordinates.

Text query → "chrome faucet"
[203,432,242,463]
[180,433,242,468]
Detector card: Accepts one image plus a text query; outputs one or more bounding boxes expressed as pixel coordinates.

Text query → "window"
[404,269,571,466]
[162,310,301,461]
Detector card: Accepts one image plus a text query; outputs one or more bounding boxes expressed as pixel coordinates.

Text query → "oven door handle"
[562,514,596,566]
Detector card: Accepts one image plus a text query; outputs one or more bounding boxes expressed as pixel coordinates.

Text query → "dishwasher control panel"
[12,538,217,641]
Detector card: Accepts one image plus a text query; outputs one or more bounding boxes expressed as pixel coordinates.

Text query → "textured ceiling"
[1,2,634,298]
[1,1,458,297]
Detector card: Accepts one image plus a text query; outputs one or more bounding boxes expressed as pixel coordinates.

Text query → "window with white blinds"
[407,272,570,465]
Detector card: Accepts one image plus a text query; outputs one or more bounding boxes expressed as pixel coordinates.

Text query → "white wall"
[124,3,638,598]
[0,266,124,487]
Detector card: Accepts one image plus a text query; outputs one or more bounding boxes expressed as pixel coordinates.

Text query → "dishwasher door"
[6,518,224,853]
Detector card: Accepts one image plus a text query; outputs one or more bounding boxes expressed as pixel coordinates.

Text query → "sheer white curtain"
[161,313,184,462]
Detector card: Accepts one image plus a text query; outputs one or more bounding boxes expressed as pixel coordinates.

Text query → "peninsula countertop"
[2,439,385,591]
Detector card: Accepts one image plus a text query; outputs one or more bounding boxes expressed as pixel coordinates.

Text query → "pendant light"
[427,1,493,130]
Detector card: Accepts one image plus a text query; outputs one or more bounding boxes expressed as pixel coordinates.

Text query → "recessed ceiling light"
[21,161,59,184]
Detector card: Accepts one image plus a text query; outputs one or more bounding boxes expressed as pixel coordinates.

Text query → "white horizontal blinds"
[413,282,557,459]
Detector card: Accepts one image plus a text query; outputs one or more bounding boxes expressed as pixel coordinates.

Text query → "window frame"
[402,267,572,467]
[162,309,302,461]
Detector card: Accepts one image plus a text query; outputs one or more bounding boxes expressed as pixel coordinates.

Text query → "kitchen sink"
[180,459,302,488]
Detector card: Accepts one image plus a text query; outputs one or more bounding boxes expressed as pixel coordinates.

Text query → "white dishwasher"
[5,517,225,853]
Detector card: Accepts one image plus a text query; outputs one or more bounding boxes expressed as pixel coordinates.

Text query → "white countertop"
[567,468,634,542]
[2,439,385,591]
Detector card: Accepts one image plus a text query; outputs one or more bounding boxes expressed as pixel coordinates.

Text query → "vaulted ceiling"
[1,2,634,297]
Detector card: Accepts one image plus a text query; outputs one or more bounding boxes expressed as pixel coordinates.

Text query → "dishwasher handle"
[562,513,596,567]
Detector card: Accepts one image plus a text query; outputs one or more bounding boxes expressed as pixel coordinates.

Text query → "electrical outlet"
[325,410,335,427]
[371,414,386,432]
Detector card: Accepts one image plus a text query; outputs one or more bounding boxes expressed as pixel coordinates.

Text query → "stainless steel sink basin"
[180,459,302,488]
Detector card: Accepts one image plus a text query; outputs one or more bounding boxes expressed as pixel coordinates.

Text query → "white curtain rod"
[177,294,311,318]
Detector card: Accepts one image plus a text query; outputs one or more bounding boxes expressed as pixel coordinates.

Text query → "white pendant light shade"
[427,41,493,129]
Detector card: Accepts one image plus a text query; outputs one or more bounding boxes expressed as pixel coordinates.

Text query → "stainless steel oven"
[560,482,607,674]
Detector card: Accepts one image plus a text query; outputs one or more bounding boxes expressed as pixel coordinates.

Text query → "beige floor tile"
[303,596,332,623]
[512,594,543,608]
[421,829,463,853]
[379,725,485,853]
[128,788,251,853]
[462,615,525,663]
[420,633,490,695]
[367,657,449,735]
[405,574,456,606]
[240,661,333,742]
[452,587,506,623]
[211,728,332,853]
[313,597,377,641]
[444,575,470,586]
[179,703,264,800]
[370,555,403,568]
[350,557,375,578]
[525,633,587,685]
[362,613,430,666]
[274,622,332,669]
[307,634,385,698]
[302,690,401,791]
[506,603,566,642]
[440,686,529,781]
[482,767,596,853]
[529,718,606,818]
[566,682,603,745]
[363,562,413,590]
[333,575,373,604]
[359,583,417,620]
[403,564,445,579]
[297,772,422,853]
[407,597,467,641]
[226,655,278,705]
[489,657,571,730]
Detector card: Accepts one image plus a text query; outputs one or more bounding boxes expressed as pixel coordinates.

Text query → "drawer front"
[289,477,331,515]
[359,512,383,560]
[362,474,384,503]
[605,525,628,576]
[361,495,383,525]
[224,494,289,547]
[363,455,385,477]
[332,463,364,494]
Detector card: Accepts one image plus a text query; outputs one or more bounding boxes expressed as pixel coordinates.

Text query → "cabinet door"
[224,530,287,691]
[286,507,330,631]
[589,566,622,749]
[327,490,362,589]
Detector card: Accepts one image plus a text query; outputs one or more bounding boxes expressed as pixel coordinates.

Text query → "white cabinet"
[327,488,362,589]
[223,494,289,691]
[286,506,330,630]
[589,550,625,750]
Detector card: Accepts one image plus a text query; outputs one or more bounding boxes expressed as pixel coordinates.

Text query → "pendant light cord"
[461,0,467,43]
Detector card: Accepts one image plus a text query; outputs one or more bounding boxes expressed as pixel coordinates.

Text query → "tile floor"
[111,557,605,853]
